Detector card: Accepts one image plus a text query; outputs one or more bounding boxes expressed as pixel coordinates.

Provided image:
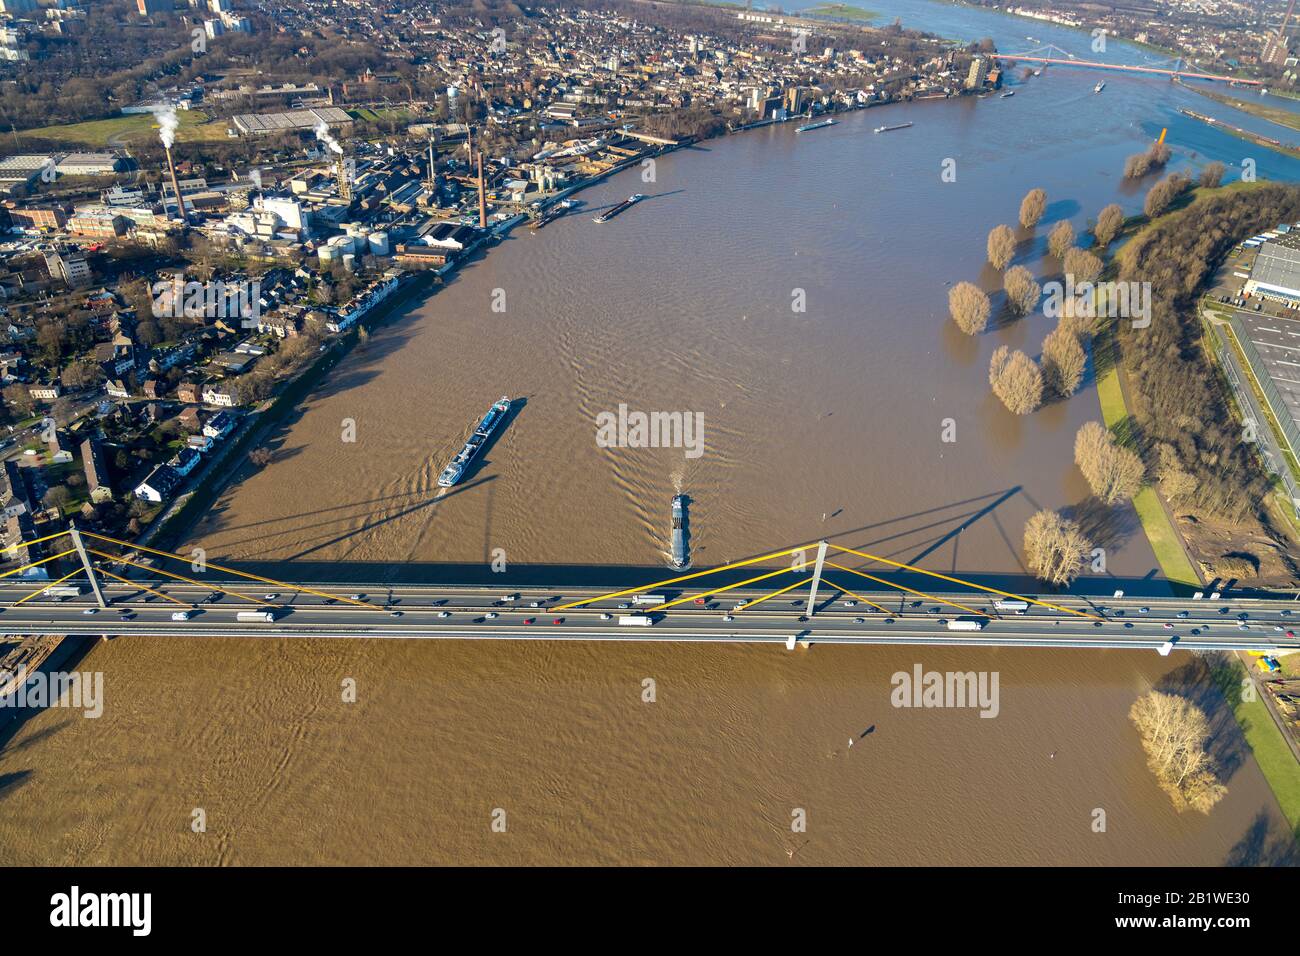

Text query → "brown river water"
[1,71,1296,864]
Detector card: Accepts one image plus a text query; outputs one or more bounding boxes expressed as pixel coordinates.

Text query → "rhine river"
[1,1,1297,864]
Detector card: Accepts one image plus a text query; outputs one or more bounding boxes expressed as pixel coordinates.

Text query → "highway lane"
[0,579,1297,651]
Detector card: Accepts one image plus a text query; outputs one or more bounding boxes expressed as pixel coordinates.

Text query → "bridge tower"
[805,540,828,617]
[68,520,107,609]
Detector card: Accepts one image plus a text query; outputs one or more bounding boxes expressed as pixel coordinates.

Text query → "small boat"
[1001,90,1015,98]
[1095,81,1106,93]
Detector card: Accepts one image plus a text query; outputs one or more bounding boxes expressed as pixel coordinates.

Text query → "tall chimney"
[336,151,352,202]
[165,146,187,224]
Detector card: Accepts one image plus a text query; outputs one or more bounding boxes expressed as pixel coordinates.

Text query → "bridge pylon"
[805,540,828,617]
[68,521,106,609]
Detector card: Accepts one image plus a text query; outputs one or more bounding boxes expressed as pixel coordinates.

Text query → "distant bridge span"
[996,45,1260,86]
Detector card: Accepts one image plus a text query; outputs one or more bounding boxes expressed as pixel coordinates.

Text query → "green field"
[19,110,229,148]
[803,3,880,21]
[1216,657,1300,837]
[1094,324,1202,587]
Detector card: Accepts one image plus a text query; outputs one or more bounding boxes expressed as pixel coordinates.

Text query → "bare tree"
[948,281,991,335]
[989,345,1043,414]
[1023,509,1091,585]
[1047,220,1075,260]
[1198,161,1225,189]
[1094,203,1124,248]
[1004,265,1040,315]
[1063,247,1103,286]
[1019,187,1047,229]
[1074,421,1144,503]
[1042,326,1085,397]
[987,224,1016,270]
[1130,691,1227,814]
[1123,141,1172,179]
[1145,172,1190,218]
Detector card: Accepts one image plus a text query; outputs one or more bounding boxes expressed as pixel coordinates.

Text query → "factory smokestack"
[165,145,187,225]
[336,151,352,202]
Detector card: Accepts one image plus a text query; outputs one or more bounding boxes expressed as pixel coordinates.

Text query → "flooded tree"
[1042,326,1085,397]
[1047,219,1075,260]
[1129,691,1227,814]
[1023,509,1090,585]
[987,224,1016,270]
[1123,141,1172,179]
[948,281,991,334]
[1074,421,1144,503]
[1093,203,1124,248]
[1003,265,1040,315]
[1199,161,1226,189]
[1062,247,1103,286]
[1019,187,1047,229]
[989,345,1042,414]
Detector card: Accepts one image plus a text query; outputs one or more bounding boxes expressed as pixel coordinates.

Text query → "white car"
[438,611,451,618]
[600,613,612,621]
[722,614,735,622]
[486,612,499,619]
[844,601,857,607]
[82,608,97,615]
[264,593,278,600]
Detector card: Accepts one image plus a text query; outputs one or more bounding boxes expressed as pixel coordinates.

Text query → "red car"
[552,618,564,625]
[523,618,535,625]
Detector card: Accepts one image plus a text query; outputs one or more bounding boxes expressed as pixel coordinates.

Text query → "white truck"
[993,600,1029,614]
[618,614,653,626]
[171,611,191,622]
[947,618,986,631]
[631,594,666,606]
[236,610,277,623]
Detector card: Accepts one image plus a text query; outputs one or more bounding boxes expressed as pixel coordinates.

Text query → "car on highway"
[694,597,706,605]
[722,614,734,622]
[389,611,402,618]
[82,608,97,615]
[844,601,857,607]
[501,594,517,602]
[1139,607,1149,613]
[264,593,278,600]
[1162,623,1174,629]
[529,601,541,608]
[600,613,611,620]
[1176,611,1189,618]
[552,618,563,625]
[486,612,499,620]
[438,611,450,618]
[523,618,535,625]
[853,617,865,624]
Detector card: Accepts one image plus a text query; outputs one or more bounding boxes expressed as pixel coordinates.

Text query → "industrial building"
[1244,232,1300,303]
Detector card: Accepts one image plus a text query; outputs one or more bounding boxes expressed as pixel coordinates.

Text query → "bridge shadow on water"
[181,482,1216,600]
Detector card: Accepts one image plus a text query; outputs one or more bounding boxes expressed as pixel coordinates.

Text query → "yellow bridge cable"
[554,545,812,611]
[87,549,277,608]
[0,528,70,557]
[734,576,810,611]
[826,543,1100,621]
[82,532,382,612]
[93,567,190,607]
[11,567,83,606]
[823,561,982,616]
[649,566,801,612]
[0,548,77,580]
[820,579,891,614]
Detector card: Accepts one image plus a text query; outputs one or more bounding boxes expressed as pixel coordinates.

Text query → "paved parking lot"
[1234,309,1300,429]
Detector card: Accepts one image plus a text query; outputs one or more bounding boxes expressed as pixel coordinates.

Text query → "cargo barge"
[593,194,644,224]
[670,495,689,569]
[437,396,511,487]
[796,118,837,132]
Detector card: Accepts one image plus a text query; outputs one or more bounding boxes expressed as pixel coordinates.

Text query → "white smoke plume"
[151,104,178,150]
[314,120,343,155]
